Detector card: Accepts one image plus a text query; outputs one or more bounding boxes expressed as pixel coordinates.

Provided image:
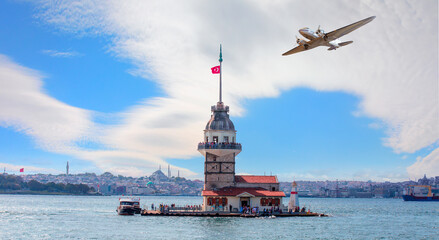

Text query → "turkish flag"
[211,66,220,74]
[19,168,24,172]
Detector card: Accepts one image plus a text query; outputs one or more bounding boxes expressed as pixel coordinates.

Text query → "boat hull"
[117,207,135,215]
[402,195,439,201]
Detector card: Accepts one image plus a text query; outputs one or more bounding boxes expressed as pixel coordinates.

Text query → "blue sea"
[0,195,437,239]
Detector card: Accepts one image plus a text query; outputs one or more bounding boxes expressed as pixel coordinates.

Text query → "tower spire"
[219,44,223,103]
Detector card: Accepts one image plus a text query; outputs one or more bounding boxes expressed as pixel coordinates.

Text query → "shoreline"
[0,191,100,196]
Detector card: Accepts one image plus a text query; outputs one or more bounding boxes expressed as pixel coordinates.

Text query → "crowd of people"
[147,203,310,215]
[289,206,308,213]
[198,141,242,149]
[149,203,202,212]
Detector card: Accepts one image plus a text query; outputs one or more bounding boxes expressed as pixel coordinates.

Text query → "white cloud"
[407,148,439,178]
[0,55,197,177]
[0,55,93,153]
[41,49,82,58]
[1,0,437,179]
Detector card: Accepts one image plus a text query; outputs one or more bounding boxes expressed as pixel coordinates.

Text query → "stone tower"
[197,45,242,191]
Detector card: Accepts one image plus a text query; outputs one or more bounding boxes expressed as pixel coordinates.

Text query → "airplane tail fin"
[339,41,353,47]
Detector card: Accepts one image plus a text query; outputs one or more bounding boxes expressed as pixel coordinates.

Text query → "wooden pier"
[140,210,327,218]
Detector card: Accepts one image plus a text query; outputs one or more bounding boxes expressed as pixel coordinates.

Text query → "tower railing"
[198,142,242,150]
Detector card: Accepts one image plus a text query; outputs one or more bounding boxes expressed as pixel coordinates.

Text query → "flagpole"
[219,44,223,103]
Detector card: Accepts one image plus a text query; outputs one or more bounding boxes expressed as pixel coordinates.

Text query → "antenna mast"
[219,44,223,103]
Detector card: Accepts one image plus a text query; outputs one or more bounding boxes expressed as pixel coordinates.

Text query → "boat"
[117,197,141,215]
[402,185,439,201]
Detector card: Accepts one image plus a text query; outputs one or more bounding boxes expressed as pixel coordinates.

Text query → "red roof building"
[202,187,285,197]
[235,175,278,184]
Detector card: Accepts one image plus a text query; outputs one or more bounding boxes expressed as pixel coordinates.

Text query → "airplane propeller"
[316,25,321,34]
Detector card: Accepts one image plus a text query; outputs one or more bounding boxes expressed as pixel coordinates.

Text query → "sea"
[0,195,437,240]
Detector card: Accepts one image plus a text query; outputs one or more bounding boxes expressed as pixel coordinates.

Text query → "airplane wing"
[324,16,375,42]
[282,45,307,56]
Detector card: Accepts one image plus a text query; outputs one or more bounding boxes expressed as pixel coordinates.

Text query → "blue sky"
[0,0,437,181]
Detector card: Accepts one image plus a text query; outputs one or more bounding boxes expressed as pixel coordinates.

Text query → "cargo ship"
[402,185,439,201]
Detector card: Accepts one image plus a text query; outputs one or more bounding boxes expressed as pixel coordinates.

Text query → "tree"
[27,180,46,191]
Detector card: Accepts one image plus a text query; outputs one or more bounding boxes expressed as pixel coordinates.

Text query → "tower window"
[205,136,209,142]
[213,136,218,143]
[232,137,235,143]
[224,136,229,143]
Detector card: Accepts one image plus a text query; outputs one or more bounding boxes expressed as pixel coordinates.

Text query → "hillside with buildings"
[4,170,437,198]
[19,169,203,196]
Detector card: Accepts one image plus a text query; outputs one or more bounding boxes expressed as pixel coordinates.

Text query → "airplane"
[282,16,376,56]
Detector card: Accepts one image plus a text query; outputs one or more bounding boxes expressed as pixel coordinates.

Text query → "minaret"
[168,164,171,178]
[198,45,242,190]
[66,161,69,175]
[288,181,299,211]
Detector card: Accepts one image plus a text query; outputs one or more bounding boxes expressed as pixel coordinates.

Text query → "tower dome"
[205,103,235,131]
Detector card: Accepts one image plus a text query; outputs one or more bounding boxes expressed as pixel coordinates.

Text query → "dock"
[140,210,327,217]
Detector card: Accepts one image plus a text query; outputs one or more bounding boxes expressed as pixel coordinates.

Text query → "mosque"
[197,46,299,213]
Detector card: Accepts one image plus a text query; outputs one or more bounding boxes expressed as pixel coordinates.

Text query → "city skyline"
[0,1,437,182]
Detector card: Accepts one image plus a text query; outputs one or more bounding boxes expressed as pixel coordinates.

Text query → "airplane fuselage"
[299,28,341,49]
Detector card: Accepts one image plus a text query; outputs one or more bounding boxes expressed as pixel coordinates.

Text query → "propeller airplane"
[282,16,376,56]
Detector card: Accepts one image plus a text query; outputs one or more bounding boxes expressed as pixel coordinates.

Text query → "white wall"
[204,130,236,143]
[202,196,286,212]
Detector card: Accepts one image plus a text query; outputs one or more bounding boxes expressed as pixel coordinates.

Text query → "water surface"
[0,195,437,239]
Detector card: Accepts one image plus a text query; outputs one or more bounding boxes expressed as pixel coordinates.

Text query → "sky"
[0,0,437,182]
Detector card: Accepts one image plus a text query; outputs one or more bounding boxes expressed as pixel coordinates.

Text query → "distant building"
[149,169,168,182]
[418,174,430,185]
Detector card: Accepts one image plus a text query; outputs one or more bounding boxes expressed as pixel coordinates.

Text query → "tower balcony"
[197,142,242,157]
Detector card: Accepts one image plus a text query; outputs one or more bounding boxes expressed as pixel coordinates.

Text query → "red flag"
[19,168,24,172]
[211,66,220,74]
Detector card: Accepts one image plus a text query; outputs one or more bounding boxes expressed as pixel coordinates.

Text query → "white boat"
[116,197,141,215]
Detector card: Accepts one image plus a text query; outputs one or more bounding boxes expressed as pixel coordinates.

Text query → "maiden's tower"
[198,46,287,212]
[140,46,326,217]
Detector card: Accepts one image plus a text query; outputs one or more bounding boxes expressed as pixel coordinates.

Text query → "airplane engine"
[316,26,325,36]
[296,37,306,45]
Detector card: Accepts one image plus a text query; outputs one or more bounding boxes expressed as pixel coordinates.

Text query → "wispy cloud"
[0,0,436,180]
[41,49,82,58]
[0,54,93,153]
[407,148,439,178]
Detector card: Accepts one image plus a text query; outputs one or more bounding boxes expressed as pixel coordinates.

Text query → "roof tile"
[202,187,285,197]
[235,175,278,184]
